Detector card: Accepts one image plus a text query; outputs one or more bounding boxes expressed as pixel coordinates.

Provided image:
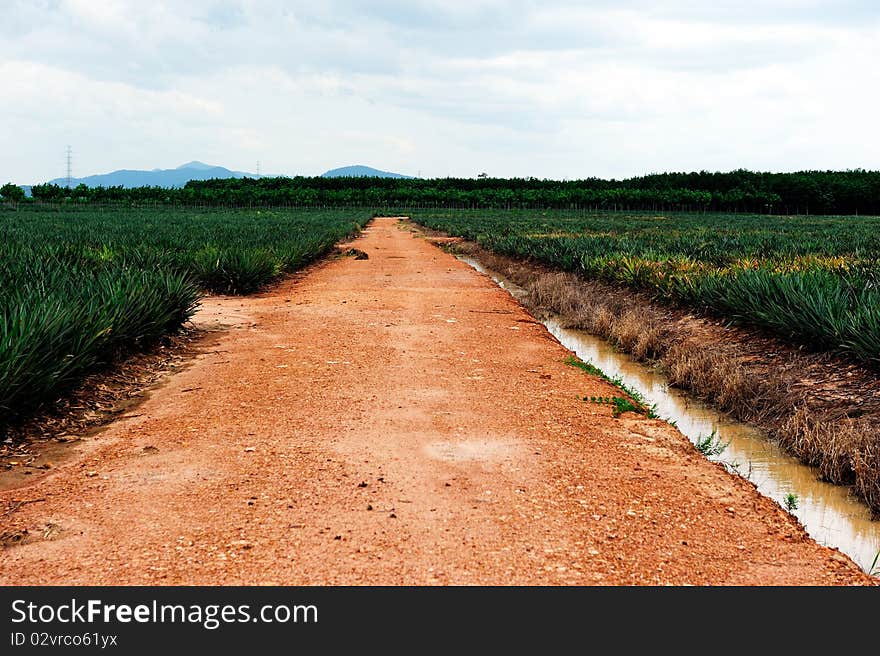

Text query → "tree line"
[4,168,880,214]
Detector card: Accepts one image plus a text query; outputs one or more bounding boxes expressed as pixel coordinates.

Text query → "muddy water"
[458,255,880,575]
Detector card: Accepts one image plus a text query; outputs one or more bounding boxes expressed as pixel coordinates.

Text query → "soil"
[0,218,874,585]
[0,330,207,491]
[441,238,880,515]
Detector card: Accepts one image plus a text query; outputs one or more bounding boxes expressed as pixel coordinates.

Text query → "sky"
[2,0,880,183]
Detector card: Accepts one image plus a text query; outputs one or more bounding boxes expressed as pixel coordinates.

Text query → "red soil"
[0,218,873,585]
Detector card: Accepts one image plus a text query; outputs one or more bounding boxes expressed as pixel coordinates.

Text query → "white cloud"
[1,0,879,182]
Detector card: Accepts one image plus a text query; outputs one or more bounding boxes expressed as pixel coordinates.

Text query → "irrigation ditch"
[421,229,880,575]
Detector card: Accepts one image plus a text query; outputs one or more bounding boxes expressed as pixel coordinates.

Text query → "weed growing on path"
[694,430,730,457]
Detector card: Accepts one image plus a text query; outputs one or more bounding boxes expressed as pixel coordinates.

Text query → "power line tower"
[65,145,72,189]
[256,160,261,177]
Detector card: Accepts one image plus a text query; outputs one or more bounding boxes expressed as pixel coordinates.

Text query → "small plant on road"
[585,395,642,418]
[784,493,799,512]
[694,430,729,457]
[567,355,658,418]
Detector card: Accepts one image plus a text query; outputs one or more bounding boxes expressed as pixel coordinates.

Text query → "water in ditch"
[458,255,880,575]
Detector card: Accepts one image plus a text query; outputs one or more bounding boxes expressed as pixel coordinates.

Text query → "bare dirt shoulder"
[0,330,210,494]
[0,218,873,585]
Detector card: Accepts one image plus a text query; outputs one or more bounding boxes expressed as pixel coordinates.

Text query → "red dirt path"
[0,218,873,585]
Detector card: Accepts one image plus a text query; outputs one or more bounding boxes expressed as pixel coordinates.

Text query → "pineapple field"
[0,207,368,426]
[411,209,880,364]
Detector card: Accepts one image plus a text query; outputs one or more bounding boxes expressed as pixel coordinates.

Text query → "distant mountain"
[45,161,261,188]
[175,161,220,171]
[321,165,412,179]
[27,162,411,193]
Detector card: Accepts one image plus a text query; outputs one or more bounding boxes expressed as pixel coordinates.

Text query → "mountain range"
[38,162,411,190]
[46,161,261,189]
[321,165,411,179]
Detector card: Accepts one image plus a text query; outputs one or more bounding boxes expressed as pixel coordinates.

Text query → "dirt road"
[0,218,874,585]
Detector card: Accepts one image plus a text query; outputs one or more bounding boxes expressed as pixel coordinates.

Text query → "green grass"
[565,355,658,418]
[0,206,369,427]
[584,395,644,418]
[694,430,730,457]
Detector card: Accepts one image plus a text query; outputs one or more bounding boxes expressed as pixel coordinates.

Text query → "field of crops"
[411,210,880,365]
[0,207,369,426]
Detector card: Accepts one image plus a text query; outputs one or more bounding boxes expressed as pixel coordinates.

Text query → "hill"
[46,161,260,188]
[321,165,411,179]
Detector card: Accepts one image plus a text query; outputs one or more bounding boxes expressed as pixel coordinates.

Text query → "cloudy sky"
[2,0,879,183]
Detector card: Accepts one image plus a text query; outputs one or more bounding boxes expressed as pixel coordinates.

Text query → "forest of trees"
[6,169,880,215]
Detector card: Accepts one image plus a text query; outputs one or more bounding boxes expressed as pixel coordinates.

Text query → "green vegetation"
[565,354,606,378]
[9,168,880,214]
[784,493,800,512]
[585,395,644,418]
[0,207,368,427]
[565,355,657,418]
[0,183,25,203]
[414,210,880,365]
[694,430,730,457]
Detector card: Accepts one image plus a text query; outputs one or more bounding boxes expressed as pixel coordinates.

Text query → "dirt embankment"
[0,218,874,585]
